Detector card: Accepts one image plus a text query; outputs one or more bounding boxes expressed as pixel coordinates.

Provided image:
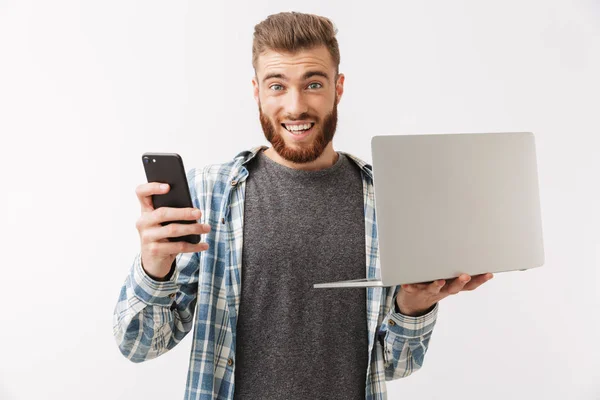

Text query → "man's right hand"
[135,182,211,280]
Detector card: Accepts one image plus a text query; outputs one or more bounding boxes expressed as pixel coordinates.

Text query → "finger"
[426,279,447,295]
[463,273,494,291]
[136,207,202,232]
[443,274,471,295]
[145,240,210,257]
[150,207,202,225]
[400,284,417,294]
[401,282,429,293]
[136,183,170,212]
[141,222,211,243]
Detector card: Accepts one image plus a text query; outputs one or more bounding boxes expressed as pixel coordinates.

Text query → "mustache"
[279,112,315,122]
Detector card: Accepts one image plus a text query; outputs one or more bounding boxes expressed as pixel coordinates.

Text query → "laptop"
[314,132,545,288]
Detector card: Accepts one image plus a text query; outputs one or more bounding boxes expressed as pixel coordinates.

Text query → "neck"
[263,142,338,171]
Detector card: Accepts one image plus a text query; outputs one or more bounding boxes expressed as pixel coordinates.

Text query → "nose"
[284,89,308,117]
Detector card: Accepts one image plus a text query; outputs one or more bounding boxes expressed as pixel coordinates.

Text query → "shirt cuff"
[130,254,179,307]
[384,303,439,338]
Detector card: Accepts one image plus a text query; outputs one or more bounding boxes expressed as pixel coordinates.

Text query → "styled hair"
[252,12,340,73]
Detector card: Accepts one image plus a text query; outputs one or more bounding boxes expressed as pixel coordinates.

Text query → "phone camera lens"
[144,158,149,164]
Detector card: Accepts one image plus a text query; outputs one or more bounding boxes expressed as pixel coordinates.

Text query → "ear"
[252,76,260,105]
[335,73,345,104]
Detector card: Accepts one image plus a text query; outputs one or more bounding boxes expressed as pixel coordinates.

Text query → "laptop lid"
[372,132,545,285]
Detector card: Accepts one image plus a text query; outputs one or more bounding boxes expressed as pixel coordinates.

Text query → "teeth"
[285,123,312,132]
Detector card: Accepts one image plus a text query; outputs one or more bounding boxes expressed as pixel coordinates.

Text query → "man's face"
[252,45,345,164]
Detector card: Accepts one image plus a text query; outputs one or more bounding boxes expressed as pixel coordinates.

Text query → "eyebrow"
[262,70,330,83]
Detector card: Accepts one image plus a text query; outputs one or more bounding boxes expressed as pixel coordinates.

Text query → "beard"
[259,99,338,164]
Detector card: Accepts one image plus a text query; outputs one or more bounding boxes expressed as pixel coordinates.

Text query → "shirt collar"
[233,146,373,180]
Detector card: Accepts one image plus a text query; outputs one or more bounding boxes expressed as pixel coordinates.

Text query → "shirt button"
[388,319,396,326]
[221,217,225,224]
[227,358,234,366]
[169,293,176,299]
[231,180,237,186]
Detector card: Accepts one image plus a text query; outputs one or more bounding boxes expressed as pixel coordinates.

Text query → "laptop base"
[313,278,389,288]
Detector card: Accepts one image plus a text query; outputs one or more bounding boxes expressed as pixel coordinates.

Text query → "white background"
[1,0,599,399]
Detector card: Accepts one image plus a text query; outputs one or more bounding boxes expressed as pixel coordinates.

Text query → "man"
[113,11,493,400]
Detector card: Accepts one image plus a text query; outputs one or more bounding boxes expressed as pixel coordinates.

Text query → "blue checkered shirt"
[113,146,438,399]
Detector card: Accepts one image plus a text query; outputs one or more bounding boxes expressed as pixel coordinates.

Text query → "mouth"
[281,122,316,140]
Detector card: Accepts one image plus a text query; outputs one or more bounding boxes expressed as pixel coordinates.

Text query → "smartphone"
[142,152,200,244]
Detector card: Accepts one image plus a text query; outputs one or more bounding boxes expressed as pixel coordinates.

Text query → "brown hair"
[252,12,340,73]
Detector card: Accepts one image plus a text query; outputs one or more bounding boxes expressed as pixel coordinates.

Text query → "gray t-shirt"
[233,149,369,400]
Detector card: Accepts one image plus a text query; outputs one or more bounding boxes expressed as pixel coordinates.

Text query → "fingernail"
[192,209,201,217]
[160,183,169,190]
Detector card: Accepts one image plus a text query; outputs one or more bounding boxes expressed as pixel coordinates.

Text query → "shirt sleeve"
[377,288,438,380]
[112,250,201,363]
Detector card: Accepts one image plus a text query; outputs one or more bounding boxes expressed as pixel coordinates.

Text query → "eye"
[270,84,284,91]
[307,82,323,90]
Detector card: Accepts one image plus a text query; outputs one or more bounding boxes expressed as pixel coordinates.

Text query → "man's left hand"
[396,273,494,317]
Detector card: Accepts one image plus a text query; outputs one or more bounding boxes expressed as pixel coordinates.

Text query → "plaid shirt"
[113,146,438,400]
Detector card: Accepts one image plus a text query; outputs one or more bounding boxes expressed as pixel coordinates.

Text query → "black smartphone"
[142,152,200,244]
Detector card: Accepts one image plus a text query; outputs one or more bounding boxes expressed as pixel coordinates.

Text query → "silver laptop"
[314,132,545,288]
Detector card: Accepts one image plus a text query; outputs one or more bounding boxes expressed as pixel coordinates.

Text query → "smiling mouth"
[281,122,315,135]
